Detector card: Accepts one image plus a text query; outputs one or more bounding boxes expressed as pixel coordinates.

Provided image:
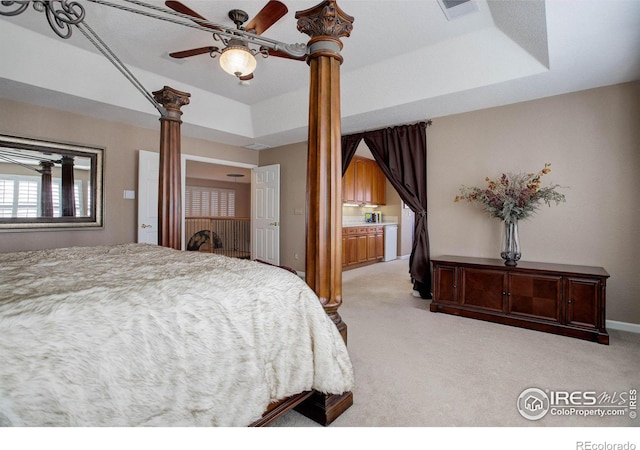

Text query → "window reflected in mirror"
[0,134,103,230]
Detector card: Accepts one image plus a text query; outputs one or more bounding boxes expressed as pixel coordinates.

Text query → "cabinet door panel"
[508,273,562,322]
[461,268,506,312]
[566,278,599,329]
[346,236,358,265]
[342,235,347,267]
[355,159,366,203]
[366,234,377,260]
[372,163,386,205]
[342,163,356,203]
[356,235,368,262]
[375,232,384,258]
[362,161,373,204]
[434,265,457,303]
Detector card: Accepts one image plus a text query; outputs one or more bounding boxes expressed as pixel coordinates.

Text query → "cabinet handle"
[568,299,573,304]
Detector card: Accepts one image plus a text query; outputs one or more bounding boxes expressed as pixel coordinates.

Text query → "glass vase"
[500,220,521,266]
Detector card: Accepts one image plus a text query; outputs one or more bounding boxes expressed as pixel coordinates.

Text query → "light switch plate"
[123,190,136,200]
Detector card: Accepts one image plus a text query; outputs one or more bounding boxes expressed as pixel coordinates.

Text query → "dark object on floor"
[187,230,223,251]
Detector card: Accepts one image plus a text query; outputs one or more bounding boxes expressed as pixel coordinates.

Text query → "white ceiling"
[0,0,639,151]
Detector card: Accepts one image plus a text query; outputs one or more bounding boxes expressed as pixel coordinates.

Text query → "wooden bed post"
[294,0,354,426]
[297,0,353,340]
[153,86,190,250]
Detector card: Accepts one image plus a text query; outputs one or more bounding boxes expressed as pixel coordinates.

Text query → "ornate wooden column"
[60,156,76,216]
[294,0,354,426]
[152,86,190,250]
[297,0,353,338]
[39,161,54,217]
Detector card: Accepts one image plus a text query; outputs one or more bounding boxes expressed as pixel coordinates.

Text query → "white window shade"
[186,186,236,217]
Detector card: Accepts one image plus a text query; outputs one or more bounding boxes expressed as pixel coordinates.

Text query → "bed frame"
[250,392,314,427]
[155,1,355,426]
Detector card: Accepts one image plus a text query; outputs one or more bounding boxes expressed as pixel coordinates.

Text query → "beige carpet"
[273,259,640,427]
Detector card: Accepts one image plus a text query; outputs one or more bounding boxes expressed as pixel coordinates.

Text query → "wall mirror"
[0,133,104,231]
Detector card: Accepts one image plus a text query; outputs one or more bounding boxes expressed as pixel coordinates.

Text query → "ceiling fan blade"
[169,46,216,59]
[245,0,288,35]
[165,1,222,31]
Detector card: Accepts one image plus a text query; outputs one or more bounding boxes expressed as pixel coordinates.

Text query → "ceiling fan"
[166,0,304,82]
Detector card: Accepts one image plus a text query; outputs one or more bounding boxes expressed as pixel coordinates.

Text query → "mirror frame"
[0,133,104,231]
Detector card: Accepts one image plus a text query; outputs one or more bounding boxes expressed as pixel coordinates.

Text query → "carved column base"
[295,391,354,426]
[331,312,348,344]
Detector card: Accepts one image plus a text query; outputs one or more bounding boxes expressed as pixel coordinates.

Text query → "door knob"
[269,222,279,226]
[141,224,152,228]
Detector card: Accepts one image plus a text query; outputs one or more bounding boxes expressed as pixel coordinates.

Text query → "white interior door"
[251,164,280,265]
[137,150,158,244]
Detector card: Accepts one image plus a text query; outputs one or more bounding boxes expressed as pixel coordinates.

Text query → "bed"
[0,243,355,427]
[0,0,356,427]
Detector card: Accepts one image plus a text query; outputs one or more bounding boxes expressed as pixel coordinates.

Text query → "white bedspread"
[0,244,354,426]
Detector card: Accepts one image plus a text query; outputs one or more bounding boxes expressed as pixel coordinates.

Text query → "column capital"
[296,1,353,42]
[153,86,190,120]
[39,160,55,172]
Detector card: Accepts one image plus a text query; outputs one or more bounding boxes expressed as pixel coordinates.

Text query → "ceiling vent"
[244,143,271,150]
[437,0,479,21]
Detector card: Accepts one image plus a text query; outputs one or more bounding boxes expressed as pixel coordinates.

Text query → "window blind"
[186,186,236,217]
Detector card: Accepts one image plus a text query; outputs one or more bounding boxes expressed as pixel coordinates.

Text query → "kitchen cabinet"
[430,256,609,344]
[368,230,384,261]
[342,226,384,269]
[342,160,356,204]
[342,156,386,205]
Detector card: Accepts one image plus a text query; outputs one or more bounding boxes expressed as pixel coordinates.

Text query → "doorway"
[137,151,281,261]
[181,155,254,257]
[343,141,414,261]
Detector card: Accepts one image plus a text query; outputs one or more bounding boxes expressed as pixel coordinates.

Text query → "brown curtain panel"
[362,122,432,298]
[341,133,364,176]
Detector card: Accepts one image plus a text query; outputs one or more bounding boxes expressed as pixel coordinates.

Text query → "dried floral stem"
[454,163,566,223]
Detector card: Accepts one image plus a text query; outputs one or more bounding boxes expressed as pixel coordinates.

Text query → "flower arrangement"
[454,163,566,223]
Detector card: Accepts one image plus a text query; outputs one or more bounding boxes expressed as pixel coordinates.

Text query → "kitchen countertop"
[342,221,398,227]
[343,215,398,228]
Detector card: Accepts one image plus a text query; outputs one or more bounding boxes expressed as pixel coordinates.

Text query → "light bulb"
[219,45,257,78]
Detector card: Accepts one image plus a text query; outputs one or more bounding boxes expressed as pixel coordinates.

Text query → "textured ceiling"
[0,0,639,150]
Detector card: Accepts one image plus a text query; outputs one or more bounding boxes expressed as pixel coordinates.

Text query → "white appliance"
[383,224,398,262]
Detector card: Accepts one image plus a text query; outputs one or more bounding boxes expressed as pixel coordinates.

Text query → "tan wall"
[0,98,258,252]
[258,141,308,271]
[428,82,640,325]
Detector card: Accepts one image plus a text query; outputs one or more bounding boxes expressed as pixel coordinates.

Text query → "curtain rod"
[344,119,433,138]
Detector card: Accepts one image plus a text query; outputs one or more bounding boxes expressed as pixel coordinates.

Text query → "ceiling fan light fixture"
[219,42,257,78]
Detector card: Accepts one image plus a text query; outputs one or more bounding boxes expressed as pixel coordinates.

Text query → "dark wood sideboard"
[430,256,610,344]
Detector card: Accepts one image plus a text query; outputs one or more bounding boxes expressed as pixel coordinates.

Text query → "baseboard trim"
[606,320,640,334]
[399,254,411,260]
